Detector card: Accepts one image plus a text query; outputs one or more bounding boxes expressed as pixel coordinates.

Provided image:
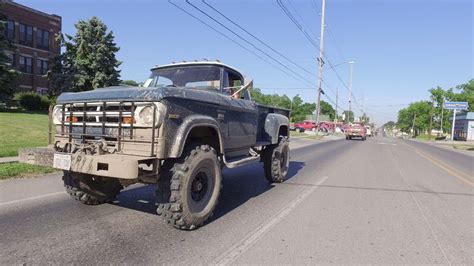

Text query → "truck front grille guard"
[57,101,157,156]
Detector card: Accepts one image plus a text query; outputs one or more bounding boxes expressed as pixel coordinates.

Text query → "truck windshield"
[143,65,221,90]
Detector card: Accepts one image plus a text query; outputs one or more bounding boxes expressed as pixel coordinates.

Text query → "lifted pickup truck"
[51,62,290,230]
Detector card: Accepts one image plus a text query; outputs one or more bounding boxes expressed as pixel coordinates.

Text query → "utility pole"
[315,0,326,134]
[451,109,456,141]
[439,97,444,133]
[411,113,416,138]
[334,87,338,131]
[348,61,354,113]
[428,96,434,140]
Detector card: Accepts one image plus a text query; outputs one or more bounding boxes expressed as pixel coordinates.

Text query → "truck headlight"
[134,103,165,127]
[52,105,63,124]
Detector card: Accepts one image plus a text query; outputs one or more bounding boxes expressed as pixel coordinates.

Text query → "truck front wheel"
[263,136,290,183]
[156,145,222,230]
[62,171,123,205]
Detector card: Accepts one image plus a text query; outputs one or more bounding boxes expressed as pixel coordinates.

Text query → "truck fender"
[265,113,289,144]
[168,115,224,158]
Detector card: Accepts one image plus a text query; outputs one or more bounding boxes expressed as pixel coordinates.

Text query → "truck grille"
[56,101,158,156]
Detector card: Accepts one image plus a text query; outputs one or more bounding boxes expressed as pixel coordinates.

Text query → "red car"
[345,123,367,140]
[294,120,317,132]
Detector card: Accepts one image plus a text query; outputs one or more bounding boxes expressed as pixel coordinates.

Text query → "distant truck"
[345,123,367,140]
[294,120,317,132]
[50,62,290,230]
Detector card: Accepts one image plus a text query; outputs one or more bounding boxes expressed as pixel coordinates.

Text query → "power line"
[276,0,363,111]
[185,0,315,87]
[285,0,319,41]
[202,0,315,77]
[169,0,315,86]
[276,0,320,49]
[326,26,348,63]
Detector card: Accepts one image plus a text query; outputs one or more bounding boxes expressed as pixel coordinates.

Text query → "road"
[0,135,472,264]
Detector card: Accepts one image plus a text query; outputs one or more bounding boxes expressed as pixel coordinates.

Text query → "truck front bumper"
[53,153,157,179]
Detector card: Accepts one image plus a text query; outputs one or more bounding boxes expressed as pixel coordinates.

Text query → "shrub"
[13,92,51,111]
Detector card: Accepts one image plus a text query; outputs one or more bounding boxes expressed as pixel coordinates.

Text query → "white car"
[365,126,373,137]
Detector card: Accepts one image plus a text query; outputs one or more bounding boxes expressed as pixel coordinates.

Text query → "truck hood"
[56,86,222,104]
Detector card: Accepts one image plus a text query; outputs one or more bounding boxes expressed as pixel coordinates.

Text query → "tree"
[121,80,140,87]
[249,91,334,123]
[0,7,18,104]
[397,101,431,135]
[342,110,354,123]
[447,79,474,112]
[46,40,74,97]
[319,100,335,120]
[48,17,121,94]
[360,113,370,123]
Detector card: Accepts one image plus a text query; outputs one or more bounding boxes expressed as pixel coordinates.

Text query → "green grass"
[290,130,308,137]
[0,162,56,180]
[452,144,474,151]
[0,112,49,157]
[415,134,436,141]
[305,134,324,140]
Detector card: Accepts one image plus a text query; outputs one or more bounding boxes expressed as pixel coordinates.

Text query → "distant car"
[365,126,373,137]
[345,123,367,140]
[289,123,296,131]
[294,120,317,132]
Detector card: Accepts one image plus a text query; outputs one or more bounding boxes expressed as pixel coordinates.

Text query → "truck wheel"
[156,145,221,230]
[263,136,290,183]
[62,171,122,205]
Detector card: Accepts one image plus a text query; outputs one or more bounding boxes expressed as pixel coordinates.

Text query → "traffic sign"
[444,101,469,110]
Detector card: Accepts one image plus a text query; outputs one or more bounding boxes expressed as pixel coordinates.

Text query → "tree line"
[396,80,473,135]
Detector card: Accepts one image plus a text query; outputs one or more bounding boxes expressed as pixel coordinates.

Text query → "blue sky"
[19,0,472,124]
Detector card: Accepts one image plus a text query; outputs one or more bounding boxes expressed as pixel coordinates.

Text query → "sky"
[18,0,473,125]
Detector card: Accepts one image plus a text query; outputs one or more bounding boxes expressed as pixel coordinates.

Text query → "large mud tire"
[263,136,290,183]
[156,145,221,230]
[63,171,123,205]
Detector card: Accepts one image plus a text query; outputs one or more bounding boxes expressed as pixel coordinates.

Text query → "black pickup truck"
[51,62,290,230]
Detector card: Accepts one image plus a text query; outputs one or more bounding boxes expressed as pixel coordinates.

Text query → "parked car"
[294,120,317,132]
[345,123,367,140]
[49,61,290,230]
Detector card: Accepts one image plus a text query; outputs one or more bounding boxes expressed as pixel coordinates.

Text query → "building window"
[19,56,33,73]
[5,20,15,41]
[36,29,49,50]
[19,24,33,46]
[37,59,48,75]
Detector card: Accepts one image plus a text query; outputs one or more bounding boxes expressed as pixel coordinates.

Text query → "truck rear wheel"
[263,136,290,183]
[156,145,221,230]
[62,171,123,205]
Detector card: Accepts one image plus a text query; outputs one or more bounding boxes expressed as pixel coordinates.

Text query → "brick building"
[1,0,61,94]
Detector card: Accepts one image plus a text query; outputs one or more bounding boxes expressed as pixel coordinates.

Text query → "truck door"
[220,69,258,151]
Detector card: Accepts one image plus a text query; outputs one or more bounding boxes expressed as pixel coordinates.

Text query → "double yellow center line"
[411,145,474,187]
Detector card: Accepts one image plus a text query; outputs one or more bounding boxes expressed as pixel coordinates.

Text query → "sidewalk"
[0,157,19,164]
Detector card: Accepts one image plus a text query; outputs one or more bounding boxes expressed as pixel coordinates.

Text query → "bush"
[13,92,51,111]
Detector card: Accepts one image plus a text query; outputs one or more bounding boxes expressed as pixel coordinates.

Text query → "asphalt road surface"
[1,135,472,264]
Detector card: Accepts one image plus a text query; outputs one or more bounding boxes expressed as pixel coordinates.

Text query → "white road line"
[0,191,66,207]
[213,175,329,265]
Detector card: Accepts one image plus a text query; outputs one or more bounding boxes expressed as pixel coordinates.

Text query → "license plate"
[53,153,71,170]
